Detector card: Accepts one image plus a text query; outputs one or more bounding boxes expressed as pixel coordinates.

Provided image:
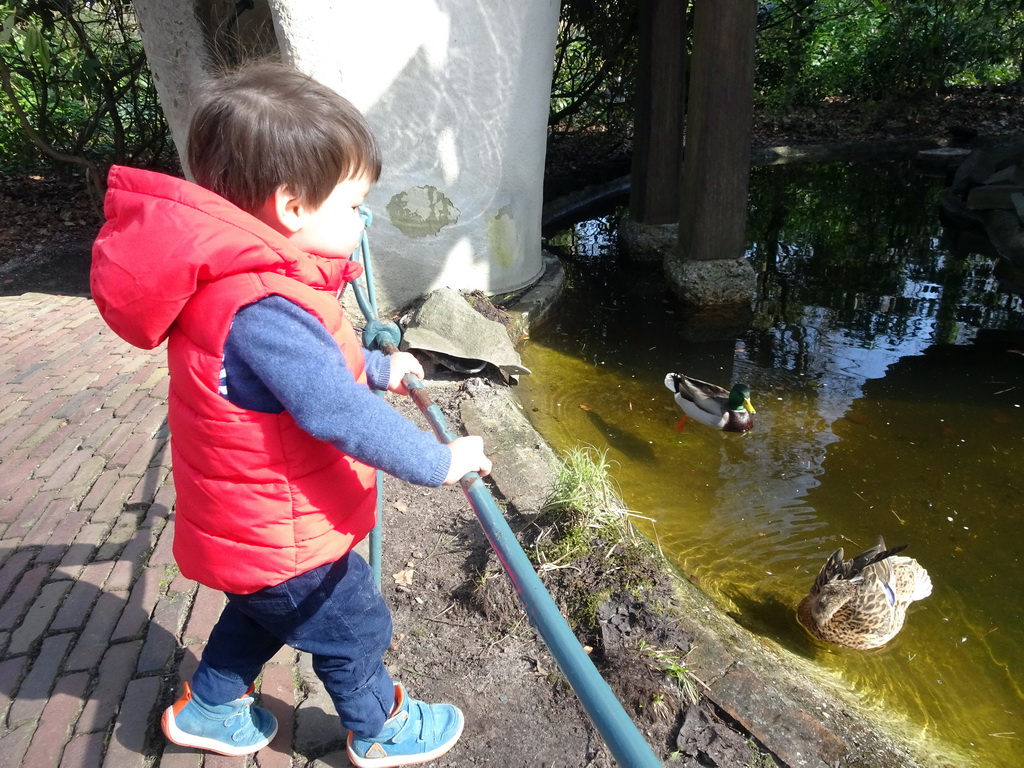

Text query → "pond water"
[518,161,1024,767]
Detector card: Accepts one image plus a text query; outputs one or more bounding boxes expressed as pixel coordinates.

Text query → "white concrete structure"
[134,0,559,315]
[272,0,561,314]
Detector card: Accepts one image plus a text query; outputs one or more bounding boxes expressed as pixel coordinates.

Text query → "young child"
[91,61,492,767]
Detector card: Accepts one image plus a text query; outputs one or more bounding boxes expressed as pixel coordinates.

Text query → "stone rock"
[675,703,754,768]
[664,256,756,307]
[937,187,982,231]
[966,183,1024,210]
[951,146,1024,196]
[400,288,530,381]
[507,252,565,329]
[617,217,677,262]
[940,145,1024,281]
[983,163,1024,186]
[459,386,558,514]
[983,209,1024,267]
[916,147,972,166]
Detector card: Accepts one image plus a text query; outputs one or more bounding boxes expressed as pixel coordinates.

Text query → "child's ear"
[265,184,306,234]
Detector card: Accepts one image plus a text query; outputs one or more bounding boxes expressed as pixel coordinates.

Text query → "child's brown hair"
[187,61,382,214]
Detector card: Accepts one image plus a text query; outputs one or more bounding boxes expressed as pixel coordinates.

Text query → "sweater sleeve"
[362,348,392,392]
[223,295,450,487]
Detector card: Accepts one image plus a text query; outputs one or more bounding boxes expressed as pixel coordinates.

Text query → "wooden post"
[629,0,687,225]
[676,0,756,265]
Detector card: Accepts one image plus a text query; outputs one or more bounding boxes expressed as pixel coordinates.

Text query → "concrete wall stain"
[386,186,460,237]
[487,205,519,269]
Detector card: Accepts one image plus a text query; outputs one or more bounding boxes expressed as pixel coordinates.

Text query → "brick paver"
[0,294,307,767]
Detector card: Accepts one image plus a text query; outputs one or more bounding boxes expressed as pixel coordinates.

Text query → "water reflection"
[522,161,1024,766]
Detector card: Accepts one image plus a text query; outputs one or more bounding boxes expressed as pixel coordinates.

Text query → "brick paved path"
[0,293,323,768]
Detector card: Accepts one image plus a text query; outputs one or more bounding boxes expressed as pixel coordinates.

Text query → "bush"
[755,0,1024,110]
[0,0,173,179]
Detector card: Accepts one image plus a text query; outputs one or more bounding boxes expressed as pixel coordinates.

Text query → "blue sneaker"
[346,683,464,767]
[161,681,278,756]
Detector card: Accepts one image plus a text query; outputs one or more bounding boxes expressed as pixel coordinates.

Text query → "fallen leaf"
[393,500,409,513]
[393,567,414,586]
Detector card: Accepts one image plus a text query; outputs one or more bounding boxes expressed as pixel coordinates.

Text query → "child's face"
[289,174,371,259]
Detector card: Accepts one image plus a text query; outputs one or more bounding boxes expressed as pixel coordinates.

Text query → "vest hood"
[91,165,363,350]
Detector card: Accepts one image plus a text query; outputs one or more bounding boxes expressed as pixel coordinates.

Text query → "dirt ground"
[371,373,745,768]
[4,89,1024,766]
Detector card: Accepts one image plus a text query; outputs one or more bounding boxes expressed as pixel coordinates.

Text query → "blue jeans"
[191,551,396,736]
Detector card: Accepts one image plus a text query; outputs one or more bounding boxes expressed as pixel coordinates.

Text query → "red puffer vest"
[92,166,377,593]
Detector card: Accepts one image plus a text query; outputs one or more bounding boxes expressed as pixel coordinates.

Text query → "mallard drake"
[797,537,933,650]
[663,373,755,432]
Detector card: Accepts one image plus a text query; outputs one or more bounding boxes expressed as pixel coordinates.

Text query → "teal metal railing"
[349,207,662,767]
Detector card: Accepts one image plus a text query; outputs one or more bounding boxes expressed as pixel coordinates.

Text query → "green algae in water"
[521,161,1024,766]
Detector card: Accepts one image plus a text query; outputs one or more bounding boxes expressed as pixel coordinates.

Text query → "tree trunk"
[675,0,756,265]
[130,0,215,175]
[629,0,687,225]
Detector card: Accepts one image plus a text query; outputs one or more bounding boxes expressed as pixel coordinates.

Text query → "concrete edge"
[506,251,565,332]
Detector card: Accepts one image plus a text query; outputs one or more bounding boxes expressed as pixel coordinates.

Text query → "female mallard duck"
[797,537,933,650]
[663,373,755,432]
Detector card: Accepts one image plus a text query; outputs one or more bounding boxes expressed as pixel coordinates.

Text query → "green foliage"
[551,1,1024,156]
[550,0,639,137]
[535,447,657,580]
[0,0,173,175]
[755,0,1024,110]
[534,445,662,629]
[0,0,1021,180]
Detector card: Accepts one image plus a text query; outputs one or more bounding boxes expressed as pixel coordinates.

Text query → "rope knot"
[362,318,402,351]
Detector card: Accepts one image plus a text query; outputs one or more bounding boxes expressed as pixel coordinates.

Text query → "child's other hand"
[387,351,424,395]
[444,436,492,485]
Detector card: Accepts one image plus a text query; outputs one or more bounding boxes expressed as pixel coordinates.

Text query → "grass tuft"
[638,641,700,706]
[539,444,655,557]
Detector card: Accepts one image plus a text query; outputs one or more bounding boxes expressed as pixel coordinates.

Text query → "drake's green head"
[728,383,755,413]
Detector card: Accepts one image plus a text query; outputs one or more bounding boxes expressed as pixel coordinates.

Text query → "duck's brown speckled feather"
[797,537,932,650]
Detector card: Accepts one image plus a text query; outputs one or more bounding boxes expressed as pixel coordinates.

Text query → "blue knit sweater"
[222,294,450,487]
